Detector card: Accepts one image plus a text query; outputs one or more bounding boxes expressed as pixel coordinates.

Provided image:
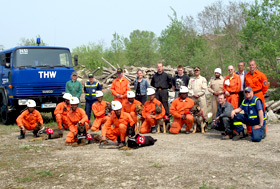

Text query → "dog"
[74,123,101,146]
[190,104,207,134]
[125,125,157,149]
[29,125,63,142]
[135,104,144,133]
[105,102,112,116]
[155,104,166,134]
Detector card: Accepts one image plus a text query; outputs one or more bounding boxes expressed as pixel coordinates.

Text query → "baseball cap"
[245,87,253,92]
[88,73,94,78]
[117,68,123,74]
[71,72,77,76]
[194,66,201,71]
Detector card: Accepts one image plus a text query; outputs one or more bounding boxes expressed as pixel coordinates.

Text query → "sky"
[0,0,254,51]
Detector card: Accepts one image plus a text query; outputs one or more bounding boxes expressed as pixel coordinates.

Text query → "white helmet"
[63,93,72,100]
[111,101,122,110]
[127,91,135,98]
[70,97,79,105]
[179,86,189,93]
[214,68,222,74]
[27,99,36,107]
[96,91,103,98]
[147,88,155,96]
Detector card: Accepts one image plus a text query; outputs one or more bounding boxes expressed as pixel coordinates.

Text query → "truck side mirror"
[74,55,78,66]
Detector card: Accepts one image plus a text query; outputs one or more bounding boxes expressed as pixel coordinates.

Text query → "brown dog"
[29,124,63,142]
[105,102,112,116]
[135,104,144,133]
[155,104,166,134]
[190,104,206,134]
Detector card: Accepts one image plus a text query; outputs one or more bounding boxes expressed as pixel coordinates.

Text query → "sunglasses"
[245,91,250,93]
[194,70,200,71]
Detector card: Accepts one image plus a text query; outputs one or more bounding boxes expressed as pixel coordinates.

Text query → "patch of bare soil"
[0,123,279,189]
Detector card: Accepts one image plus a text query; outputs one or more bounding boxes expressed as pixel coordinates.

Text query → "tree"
[18,35,47,46]
[240,0,280,73]
[124,30,160,66]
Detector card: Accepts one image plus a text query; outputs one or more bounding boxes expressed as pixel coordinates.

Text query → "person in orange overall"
[140,88,166,134]
[121,91,142,123]
[223,65,241,109]
[17,99,43,139]
[101,101,135,148]
[169,86,196,134]
[245,59,269,136]
[110,68,130,103]
[54,93,72,130]
[65,97,89,143]
[91,91,110,132]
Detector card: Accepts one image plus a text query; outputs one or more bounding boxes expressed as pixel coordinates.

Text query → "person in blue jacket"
[134,69,150,104]
[231,87,266,142]
[84,73,102,120]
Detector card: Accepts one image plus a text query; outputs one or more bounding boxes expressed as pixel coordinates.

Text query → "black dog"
[126,125,157,148]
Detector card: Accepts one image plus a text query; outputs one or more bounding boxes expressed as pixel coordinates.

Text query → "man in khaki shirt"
[208,68,224,121]
[188,66,208,121]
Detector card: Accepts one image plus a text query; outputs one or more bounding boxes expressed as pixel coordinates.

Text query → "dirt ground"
[0,122,279,189]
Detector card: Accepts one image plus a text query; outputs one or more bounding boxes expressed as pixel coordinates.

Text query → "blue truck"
[0,45,77,124]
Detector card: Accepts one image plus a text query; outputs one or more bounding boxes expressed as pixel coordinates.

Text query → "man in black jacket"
[151,62,172,117]
[212,93,234,140]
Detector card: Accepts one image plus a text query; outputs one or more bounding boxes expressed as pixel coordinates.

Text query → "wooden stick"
[101,57,117,71]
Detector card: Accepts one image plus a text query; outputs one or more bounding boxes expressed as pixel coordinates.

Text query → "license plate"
[41,103,56,108]
[42,90,54,94]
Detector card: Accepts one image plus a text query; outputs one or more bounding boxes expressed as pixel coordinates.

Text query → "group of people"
[16,59,269,145]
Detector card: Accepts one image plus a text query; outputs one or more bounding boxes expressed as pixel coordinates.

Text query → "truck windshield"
[14,48,73,68]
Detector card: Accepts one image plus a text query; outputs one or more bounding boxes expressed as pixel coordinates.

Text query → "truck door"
[1,53,11,88]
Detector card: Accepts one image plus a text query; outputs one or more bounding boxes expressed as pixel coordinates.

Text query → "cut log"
[268,100,280,111]
[101,57,117,71]
[265,100,275,109]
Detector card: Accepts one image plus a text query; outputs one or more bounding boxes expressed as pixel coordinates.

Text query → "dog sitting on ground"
[155,104,166,134]
[135,104,144,133]
[72,123,101,146]
[190,104,207,134]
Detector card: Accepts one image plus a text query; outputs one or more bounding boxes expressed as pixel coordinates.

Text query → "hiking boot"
[118,141,126,148]
[151,126,157,134]
[33,130,39,137]
[232,131,247,141]
[18,130,25,140]
[185,130,191,134]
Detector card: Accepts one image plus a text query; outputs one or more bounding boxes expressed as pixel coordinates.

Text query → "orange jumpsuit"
[245,69,268,109]
[169,97,195,134]
[16,109,43,130]
[65,108,89,143]
[122,99,142,123]
[101,111,135,142]
[223,73,241,109]
[110,77,130,103]
[140,98,166,134]
[91,100,110,131]
[54,101,71,129]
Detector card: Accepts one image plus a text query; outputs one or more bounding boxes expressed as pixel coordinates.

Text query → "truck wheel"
[1,105,11,125]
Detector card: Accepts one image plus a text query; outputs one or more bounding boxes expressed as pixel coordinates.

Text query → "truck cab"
[0,46,75,124]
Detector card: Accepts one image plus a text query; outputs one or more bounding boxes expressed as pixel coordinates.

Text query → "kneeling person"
[213,93,234,139]
[101,101,135,147]
[65,97,89,143]
[54,93,72,130]
[91,91,110,131]
[17,100,43,139]
[122,91,142,123]
[140,88,165,134]
[169,86,195,134]
[231,87,266,142]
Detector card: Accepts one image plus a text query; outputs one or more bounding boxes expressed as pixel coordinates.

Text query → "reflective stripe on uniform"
[241,97,259,107]
[249,116,257,118]
[86,93,96,96]
[234,122,243,125]
[85,82,99,87]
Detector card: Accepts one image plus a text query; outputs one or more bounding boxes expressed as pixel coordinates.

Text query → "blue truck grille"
[15,85,64,96]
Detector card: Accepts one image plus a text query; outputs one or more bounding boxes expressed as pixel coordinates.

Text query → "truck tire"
[0,90,13,125]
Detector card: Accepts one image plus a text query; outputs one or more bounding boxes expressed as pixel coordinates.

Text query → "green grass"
[103,90,114,102]
[150,162,164,168]
[37,170,53,177]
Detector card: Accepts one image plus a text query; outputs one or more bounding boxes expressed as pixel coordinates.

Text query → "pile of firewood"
[93,57,194,88]
[266,100,280,113]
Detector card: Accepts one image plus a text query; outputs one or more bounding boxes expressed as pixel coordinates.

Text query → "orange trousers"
[65,123,89,143]
[18,119,37,130]
[169,114,194,134]
[91,116,109,131]
[56,114,69,130]
[140,115,157,134]
[105,123,127,142]
[130,112,137,124]
[227,94,239,109]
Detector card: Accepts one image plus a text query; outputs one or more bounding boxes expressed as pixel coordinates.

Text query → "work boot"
[33,130,39,137]
[185,130,191,134]
[18,130,25,140]
[232,131,247,141]
[221,134,231,140]
[118,141,126,148]
[151,125,157,134]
